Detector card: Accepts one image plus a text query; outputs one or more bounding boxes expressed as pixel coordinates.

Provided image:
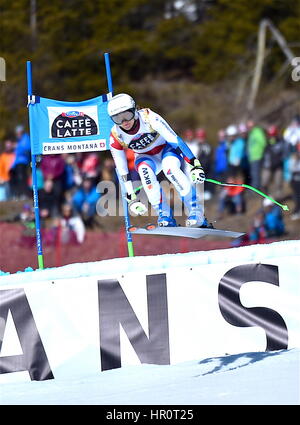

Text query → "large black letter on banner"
[218,264,288,350]
[0,289,54,380]
[98,273,170,371]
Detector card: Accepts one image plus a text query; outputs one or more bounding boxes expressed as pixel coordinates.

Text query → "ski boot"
[157,212,177,227]
[186,212,214,229]
[199,217,214,229]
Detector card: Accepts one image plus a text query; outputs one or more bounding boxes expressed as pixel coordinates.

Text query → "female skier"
[108,93,212,228]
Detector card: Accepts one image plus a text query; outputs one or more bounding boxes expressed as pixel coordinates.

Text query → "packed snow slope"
[0,348,299,405]
[0,240,299,405]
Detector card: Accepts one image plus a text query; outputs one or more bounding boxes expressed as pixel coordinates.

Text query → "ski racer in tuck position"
[108,93,213,228]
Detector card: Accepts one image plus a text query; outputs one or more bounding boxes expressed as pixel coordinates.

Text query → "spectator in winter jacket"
[38,179,60,219]
[62,154,83,190]
[248,210,267,243]
[58,203,85,244]
[72,176,101,227]
[81,153,100,179]
[283,115,300,181]
[10,125,31,199]
[261,125,285,199]
[232,208,267,247]
[226,124,246,177]
[237,123,250,183]
[213,129,228,181]
[246,120,267,190]
[232,199,285,247]
[284,114,300,149]
[262,199,285,237]
[40,154,66,204]
[217,173,246,218]
[0,139,15,201]
[191,128,213,199]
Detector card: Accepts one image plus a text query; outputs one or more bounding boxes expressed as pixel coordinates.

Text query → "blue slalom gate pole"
[27,61,44,269]
[104,52,134,257]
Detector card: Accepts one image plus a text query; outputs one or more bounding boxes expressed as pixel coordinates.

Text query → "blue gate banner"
[28,94,113,155]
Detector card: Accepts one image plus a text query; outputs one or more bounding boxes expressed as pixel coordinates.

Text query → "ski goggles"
[111,109,135,125]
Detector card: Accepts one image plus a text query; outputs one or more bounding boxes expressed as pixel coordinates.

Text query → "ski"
[128,224,245,239]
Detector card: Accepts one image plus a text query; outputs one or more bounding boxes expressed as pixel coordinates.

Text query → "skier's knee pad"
[162,155,191,197]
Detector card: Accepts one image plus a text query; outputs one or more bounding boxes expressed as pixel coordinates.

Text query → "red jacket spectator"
[40,155,65,180]
[81,153,100,179]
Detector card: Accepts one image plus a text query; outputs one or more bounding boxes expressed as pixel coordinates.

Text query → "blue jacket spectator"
[214,130,228,179]
[72,177,100,227]
[226,125,246,175]
[262,199,285,237]
[232,200,285,248]
[12,126,31,167]
[10,125,31,198]
[229,137,245,167]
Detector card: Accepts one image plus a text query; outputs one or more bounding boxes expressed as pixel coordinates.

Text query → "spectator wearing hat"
[246,120,267,190]
[183,128,199,157]
[183,129,195,145]
[262,198,285,237]
[284,115,300,149]
[283,115,300,181]
[226,124,246,178]
[0,138,16,201]
[261,125,285,200]
[10,125,31,199]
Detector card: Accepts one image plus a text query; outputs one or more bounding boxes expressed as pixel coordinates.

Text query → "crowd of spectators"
[0,125,117,245]
[183,114,300,244]
[0,114,299,247]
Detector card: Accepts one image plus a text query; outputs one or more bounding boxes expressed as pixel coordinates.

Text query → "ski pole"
[134,180,289,211]
[205,178,289,211]
[104,51,134,257]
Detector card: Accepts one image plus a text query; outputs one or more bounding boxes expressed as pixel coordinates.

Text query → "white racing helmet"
[107,93,137,124]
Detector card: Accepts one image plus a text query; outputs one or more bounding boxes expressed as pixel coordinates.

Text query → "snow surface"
[1,240,299,405]
[0,349,299,405]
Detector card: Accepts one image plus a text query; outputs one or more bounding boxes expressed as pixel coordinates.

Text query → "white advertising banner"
[0,257,299,383]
